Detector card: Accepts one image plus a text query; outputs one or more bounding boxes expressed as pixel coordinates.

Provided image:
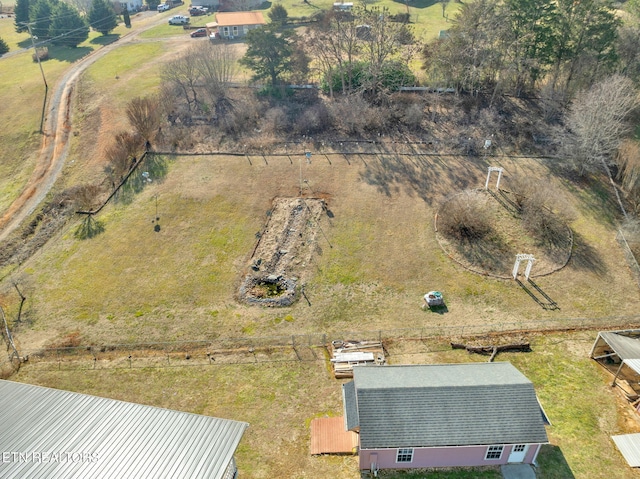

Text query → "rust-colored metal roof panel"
[310,417,358,455]
[214,11,265,27]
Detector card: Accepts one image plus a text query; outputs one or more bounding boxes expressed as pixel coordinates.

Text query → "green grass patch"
[379,468,502,479]
[0,17,31,51]
[84,42,165,94]
[139,22,195,39]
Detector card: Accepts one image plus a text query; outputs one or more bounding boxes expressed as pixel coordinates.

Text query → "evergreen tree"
[240,25,298,88]
[49,2,89,47]
[14,0,30,33]
[123,7,131,28]
[268,4,288,27]
[88,0,117,35]
[30,0,57,39]
[0,37,9,56]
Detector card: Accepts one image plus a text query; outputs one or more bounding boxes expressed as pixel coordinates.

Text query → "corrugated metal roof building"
[0,380,248,479]
[590,330,640,400]
[342,363,549,472]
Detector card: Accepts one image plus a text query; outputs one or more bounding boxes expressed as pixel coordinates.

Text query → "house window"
[485,445,504,460]
[396,448,413,463]
[233,26,238,36]
[223,27,229,36]
[243,25,249,34]
[513,444,526,453]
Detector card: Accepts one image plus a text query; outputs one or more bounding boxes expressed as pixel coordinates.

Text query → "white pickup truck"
[168,15,190,25]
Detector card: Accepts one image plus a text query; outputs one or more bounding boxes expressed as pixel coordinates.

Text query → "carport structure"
[590,330,640,401]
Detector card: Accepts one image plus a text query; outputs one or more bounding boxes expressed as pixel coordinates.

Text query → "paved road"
[0,12,171,242]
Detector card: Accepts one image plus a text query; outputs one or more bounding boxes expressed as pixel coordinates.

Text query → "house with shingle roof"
[342,362,549,473]
[0,380,248,479]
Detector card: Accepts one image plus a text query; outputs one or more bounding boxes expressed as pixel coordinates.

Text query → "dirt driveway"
[0,13,170,243]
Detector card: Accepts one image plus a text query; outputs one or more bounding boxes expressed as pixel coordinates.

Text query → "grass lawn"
[3,151,639,351]
[11,329,640,479]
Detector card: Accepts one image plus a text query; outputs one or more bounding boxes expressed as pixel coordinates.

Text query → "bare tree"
[104,131,142,182]
[161,47,201,112]
[196,42,239,119]
[563,74,639,175]
[126,96,161,144]
[305,11,361,96]
[508,174,572,247]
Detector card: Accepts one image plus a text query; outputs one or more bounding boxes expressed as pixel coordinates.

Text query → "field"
[11,329,640,479]
[2,150,639,350]
[3,3,640,479]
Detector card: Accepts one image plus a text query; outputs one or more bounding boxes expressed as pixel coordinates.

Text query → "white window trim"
[485,445,504,460]
[396,448,414,463]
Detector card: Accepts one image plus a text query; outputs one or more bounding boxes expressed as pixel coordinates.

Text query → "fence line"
[15,314,640,372]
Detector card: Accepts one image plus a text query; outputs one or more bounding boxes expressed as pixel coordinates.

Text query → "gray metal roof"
[612,433,640,467]
[597,332,640,360]
[350,363,549,449]
[0,380,248,479]
[342,380,359,431]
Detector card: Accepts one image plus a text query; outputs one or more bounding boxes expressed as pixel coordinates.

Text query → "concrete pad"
[501,464,537,479]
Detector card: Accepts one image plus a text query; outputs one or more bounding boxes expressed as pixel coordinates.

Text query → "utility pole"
[26,22,48,134]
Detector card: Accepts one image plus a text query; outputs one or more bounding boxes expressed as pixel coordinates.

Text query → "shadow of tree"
[548,165,621,228]
[393,0,438,9]
[569,231,607,275]
[46,45,93,63]
[358,152,486,206]
[455,232,515,274]
[74,215,105,239]
[90,33,120,46]
[116,154,169,205]
[536,444,576,478]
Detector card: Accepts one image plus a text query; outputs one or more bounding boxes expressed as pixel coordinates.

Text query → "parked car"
[157,3,170,11]
[190,28,207,37]
[168,15,190,24]
[189,7,207,15]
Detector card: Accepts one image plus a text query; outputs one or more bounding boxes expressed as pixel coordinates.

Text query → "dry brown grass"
[1,151,638,354]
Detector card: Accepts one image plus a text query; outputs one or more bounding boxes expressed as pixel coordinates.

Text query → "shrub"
[439,191,492,242]
[32,47,48,62]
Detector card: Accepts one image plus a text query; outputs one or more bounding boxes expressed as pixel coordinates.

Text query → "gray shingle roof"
[0,380,248,479]
[342,380,358,431]
[350,363,548,449]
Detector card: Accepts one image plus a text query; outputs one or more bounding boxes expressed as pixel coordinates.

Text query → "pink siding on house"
[359,444,544,470]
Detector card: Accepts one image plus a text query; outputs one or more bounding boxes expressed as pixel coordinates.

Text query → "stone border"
[239,275,298,307]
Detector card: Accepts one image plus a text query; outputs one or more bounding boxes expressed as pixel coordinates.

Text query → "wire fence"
[8,314,640,372]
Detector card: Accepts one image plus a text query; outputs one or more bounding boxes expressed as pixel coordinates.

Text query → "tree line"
[10,0,122,48]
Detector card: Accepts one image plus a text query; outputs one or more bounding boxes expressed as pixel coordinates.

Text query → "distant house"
[0,380,248,479]
[342,363,549,473]
[192,0,261,11]
[120,0,143,11]
[207,11,265,39]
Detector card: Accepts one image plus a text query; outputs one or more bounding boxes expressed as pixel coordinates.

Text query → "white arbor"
[512,254,535,280]
[485,166,504,190]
